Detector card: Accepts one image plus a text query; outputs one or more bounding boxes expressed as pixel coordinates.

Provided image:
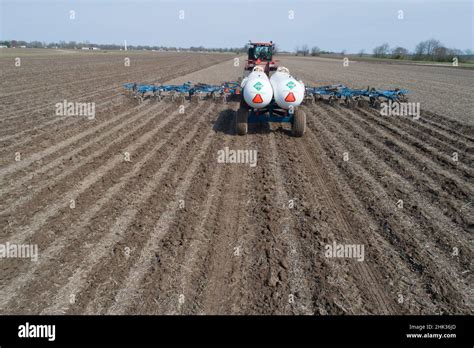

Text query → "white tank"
[241,66,273,109]
[270,67,305,110]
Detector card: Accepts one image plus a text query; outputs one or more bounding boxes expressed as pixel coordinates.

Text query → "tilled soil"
[0,52,472,314]
[280,56,474,125]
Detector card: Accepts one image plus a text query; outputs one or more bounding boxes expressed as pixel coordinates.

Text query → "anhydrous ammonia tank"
[270,67,305,110]
[241,66,273,108]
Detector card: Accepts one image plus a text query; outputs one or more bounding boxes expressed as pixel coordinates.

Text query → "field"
[0,49,472,315]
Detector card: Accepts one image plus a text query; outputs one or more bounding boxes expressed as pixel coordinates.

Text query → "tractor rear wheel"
[235,106,248,135]
[292,108,306,137]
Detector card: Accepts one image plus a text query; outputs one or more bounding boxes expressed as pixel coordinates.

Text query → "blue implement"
[123,81,408,104]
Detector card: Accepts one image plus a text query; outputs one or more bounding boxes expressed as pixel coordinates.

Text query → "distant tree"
[414,41,427,58]
[358,49,365,57]
[310,46,321,56]
[412,39,466,62]
[294,46,300,56]
[301,44,309,56]
[433,46,448,60]
[373,43,390,57]
[425,39,441,59]
[63,41,76,49]
[414,39,441,60]
[27,41,44,48]
[446,48,465,62]
[391,46,409,59]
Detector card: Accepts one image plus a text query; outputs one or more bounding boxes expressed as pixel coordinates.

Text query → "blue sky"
[1,0,472,52]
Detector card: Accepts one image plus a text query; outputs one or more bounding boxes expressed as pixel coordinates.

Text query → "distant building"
[0,45,8,48]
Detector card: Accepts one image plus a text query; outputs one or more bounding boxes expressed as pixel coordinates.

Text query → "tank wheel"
[291,108,306,137]
[235,106,248,135]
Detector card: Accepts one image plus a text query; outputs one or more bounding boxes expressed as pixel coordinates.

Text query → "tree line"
[0,40,247,53]
[372,39,471,62]
[294,39,472,62]
[3,39,471,63]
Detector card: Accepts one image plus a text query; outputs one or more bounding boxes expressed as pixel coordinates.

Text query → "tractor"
[244,41,278,75]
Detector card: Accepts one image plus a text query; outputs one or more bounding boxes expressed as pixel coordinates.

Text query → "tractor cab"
[249,45,272,60]
[245,41,277,75]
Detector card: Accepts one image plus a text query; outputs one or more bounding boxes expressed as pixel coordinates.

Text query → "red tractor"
[244,41,278,76]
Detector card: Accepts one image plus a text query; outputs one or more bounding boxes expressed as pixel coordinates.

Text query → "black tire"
[235,106,248,135]
[292,108,306,137]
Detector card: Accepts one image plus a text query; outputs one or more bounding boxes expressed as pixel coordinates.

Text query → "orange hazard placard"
[285,92,296,102]
[252,94,263,103]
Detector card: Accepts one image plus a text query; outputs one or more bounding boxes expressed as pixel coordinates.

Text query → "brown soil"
[0,52,472,314]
